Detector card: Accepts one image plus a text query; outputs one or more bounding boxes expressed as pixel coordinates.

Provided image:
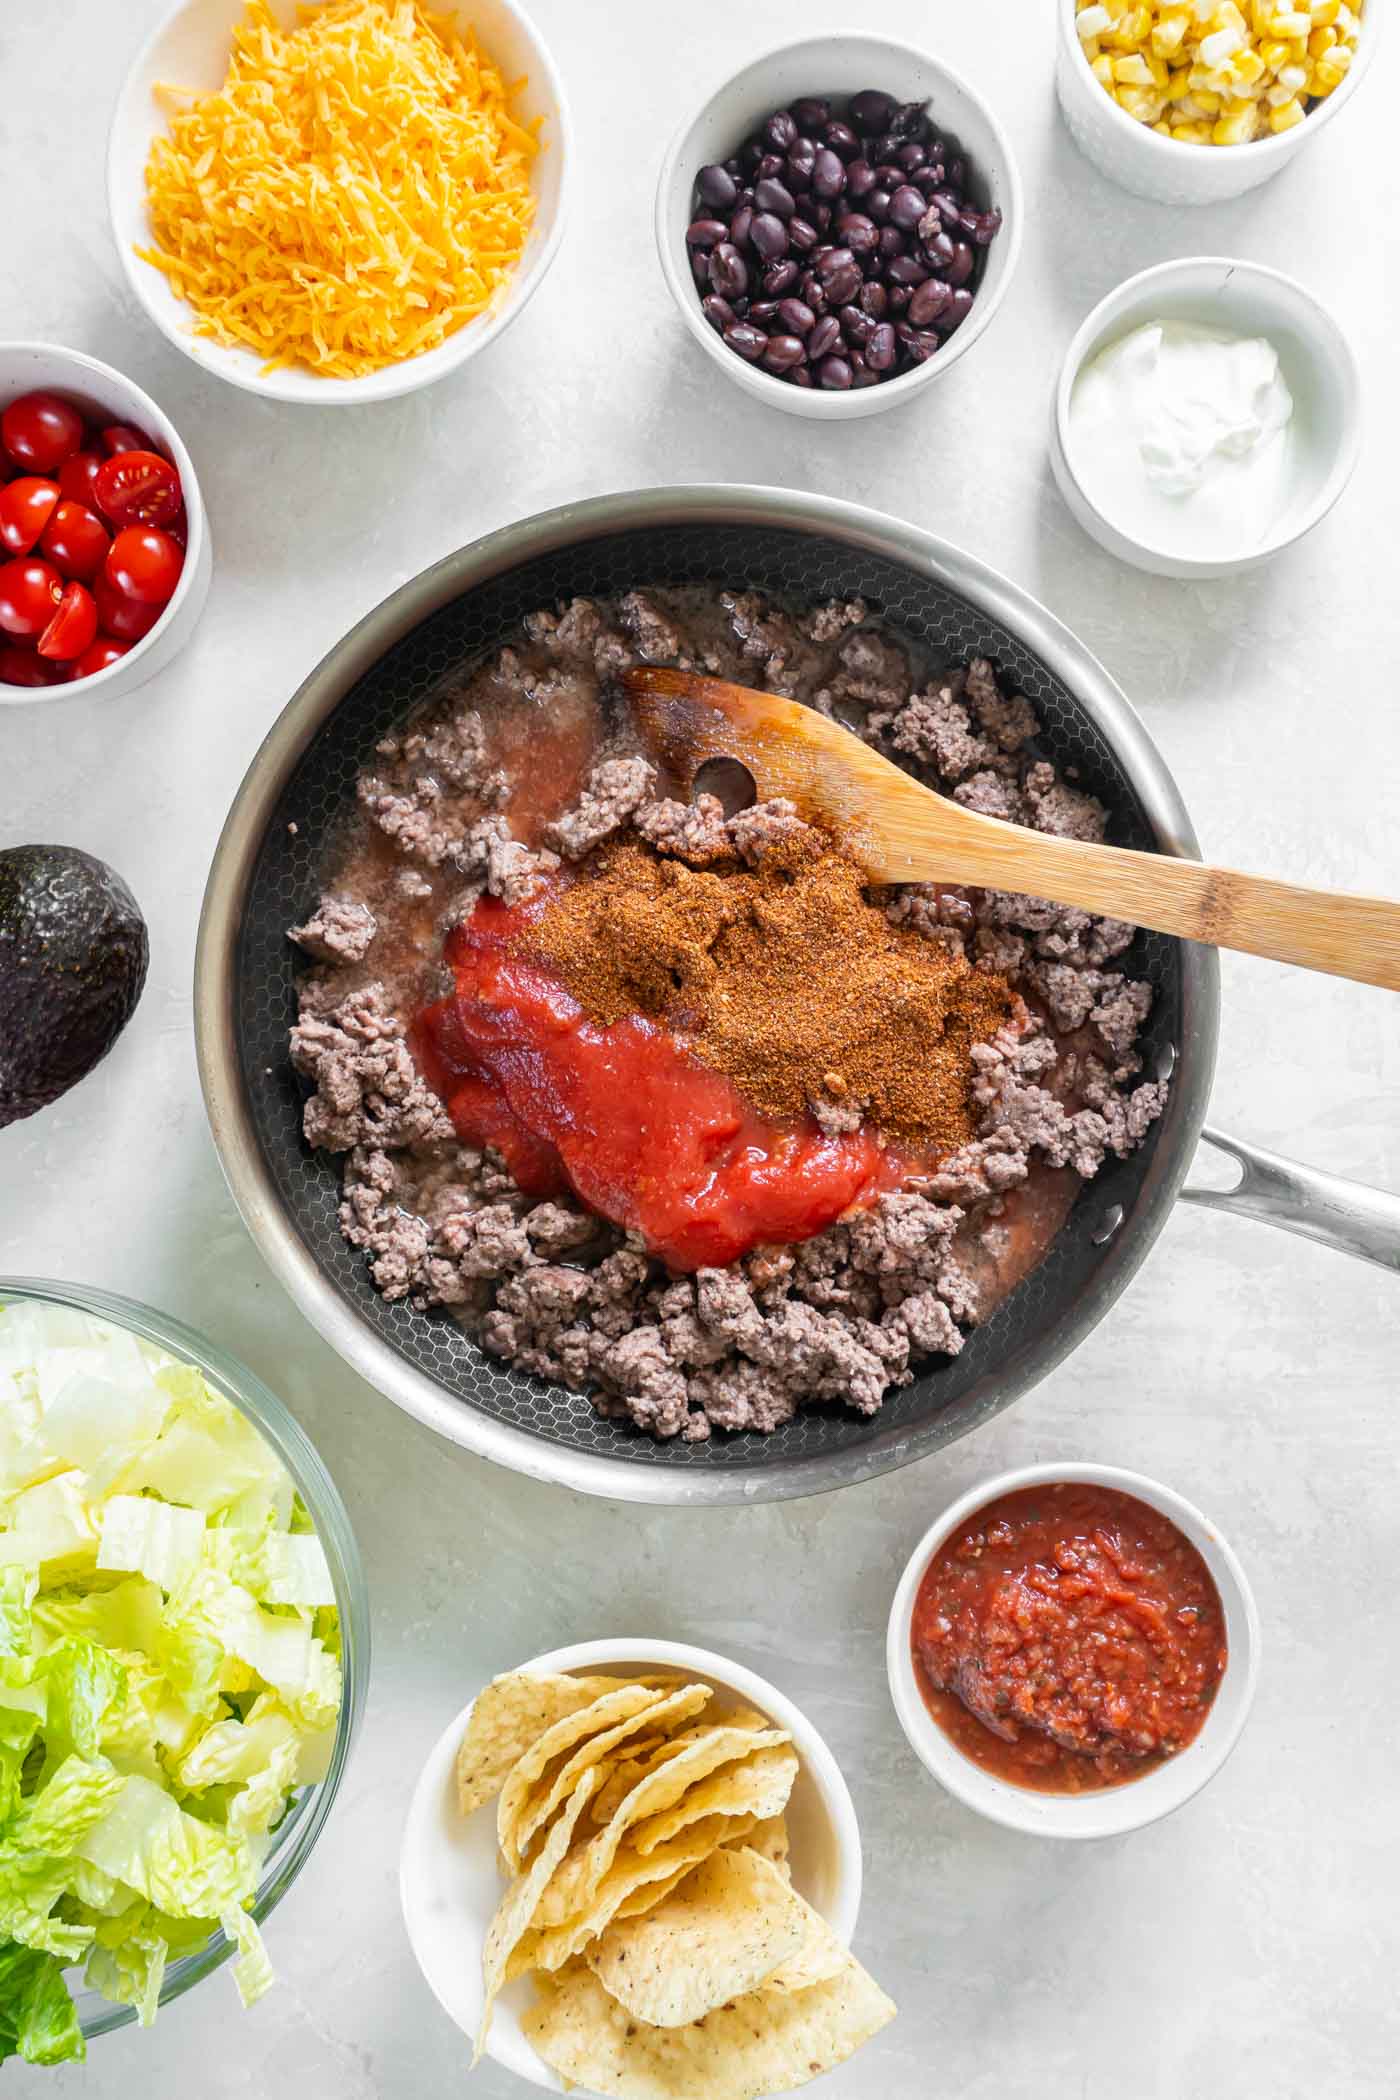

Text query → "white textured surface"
[1,3,1396,2096]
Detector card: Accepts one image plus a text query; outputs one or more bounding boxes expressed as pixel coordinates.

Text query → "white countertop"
[3,2,1398,2095]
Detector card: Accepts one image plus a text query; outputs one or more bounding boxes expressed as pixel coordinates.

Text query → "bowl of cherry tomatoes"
[0,342,211,702]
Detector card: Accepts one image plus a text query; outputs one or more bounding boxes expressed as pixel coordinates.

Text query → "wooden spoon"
[622,667,1400,993]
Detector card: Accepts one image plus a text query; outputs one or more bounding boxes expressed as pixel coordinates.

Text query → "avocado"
[0,845,149,1130]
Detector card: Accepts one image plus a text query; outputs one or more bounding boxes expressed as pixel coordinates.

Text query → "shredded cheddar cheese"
[138,0,540,378]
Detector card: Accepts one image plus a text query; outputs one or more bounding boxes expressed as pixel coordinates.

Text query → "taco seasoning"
[911,1481,1227,1794]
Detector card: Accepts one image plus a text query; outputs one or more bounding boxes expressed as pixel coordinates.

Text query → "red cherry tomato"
[37,581,98,662]
[0,557,62,640]
[92,449,182,530]
[72,637,132,679]
[41,501,110,581]
[101,424,152,456]
[105,525,183,606]
[1,393,85,475]
[93,574,162,643]
[0,644,62,688]
[0,478,61,557]
[58,449,104,506]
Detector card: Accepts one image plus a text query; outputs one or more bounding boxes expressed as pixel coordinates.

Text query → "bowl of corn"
[1055,0,1379,204]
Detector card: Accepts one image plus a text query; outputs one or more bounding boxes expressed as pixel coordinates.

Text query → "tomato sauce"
[411,894,917,1272]
[911,1482,1228,1793]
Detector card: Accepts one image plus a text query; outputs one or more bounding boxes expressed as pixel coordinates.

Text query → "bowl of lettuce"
[0,1279,367,2069]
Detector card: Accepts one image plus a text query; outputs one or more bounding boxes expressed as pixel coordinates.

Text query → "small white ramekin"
[400,1637,862,2090]
[1049,256,1362,579]
[655,34,1023,421]
[0,341,211,706]
[887,1462,1261,1841]
[108,0,570,406]
[1055,0,1382,206]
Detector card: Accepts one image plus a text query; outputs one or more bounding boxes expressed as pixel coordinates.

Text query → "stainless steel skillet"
[195,486,1398,1506]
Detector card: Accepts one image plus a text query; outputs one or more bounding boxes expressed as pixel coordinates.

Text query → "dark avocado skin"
[0,845,149,1130]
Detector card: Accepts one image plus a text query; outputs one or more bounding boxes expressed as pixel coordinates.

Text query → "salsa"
[411,893,918,1271]
[911,1482,1228,1794]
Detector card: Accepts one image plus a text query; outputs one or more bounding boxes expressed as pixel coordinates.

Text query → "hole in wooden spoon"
[693,757,756,817]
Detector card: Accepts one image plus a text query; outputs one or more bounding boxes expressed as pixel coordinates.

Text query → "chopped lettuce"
[0,1299,342,2066]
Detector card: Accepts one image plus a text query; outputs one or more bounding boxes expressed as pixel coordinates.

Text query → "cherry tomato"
[0,478,61,557]
[93,574,162,643]
[2,392,85,475]
[58,450,104,506]
[92,449,182,530]
[0,557,62,640]
[166,505,188,550]
[105,525,183,606]
[72,637,131,679]
[0,644,62,688]
[37,581,98,662]
[41,501,110,581]
[101,423,151,456]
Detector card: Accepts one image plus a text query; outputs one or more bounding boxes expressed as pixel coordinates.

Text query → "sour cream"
[1067,320,1296,560]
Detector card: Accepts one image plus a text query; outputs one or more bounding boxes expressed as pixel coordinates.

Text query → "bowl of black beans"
[657,34,1023,418]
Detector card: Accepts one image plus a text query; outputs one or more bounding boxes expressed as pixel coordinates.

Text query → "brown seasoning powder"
[524,830,1014,1153]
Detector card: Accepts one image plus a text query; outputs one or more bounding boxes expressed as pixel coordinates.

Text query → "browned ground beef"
[288,590,1167,1441]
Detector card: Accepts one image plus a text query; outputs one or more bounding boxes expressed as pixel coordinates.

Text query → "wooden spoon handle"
[969,831,1400,993]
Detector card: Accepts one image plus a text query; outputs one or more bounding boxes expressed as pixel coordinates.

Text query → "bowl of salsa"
[885,1463,1260,1838]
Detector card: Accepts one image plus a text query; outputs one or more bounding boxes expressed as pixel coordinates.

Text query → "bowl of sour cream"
[1050,256,1362,579]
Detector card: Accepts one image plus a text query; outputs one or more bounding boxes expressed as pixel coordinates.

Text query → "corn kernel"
[1199,22,1244,57]
[1310,0,1340,21]
[1308,23,1337,53]
[1091,51,1116,83]
[1269,93,1306,125]
[1111,51,1154,80]
[1329,38,1353,68]
[1269,10,1311,32]
[1152,12,1190,52]
[1077,4,1113,36]
[1167,64,1192,91]
[1193,87,1223,110]
[1310,55,1344,86]
[1232,46,1267,78]
[1171,118,1216,138]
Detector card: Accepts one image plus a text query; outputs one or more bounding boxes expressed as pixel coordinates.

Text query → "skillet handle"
[1180,1125,1400,1274]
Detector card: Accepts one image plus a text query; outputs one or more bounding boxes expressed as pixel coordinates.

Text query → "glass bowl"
[0,1276,369,2045]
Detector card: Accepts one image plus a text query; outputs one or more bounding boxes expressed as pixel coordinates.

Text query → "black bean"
[702,294,736,333]
[896,142,927,173]
[688,246,712,289]
[877,226,906,261]
[836,212,878,255]
[957,207,982,239]
[750,212,789,261]
[812,147,846,199]
[908,277,952,327]
[840,304,872,346]
[777,296,816,335]
[887,284,912,314]
[740,139,764,173]
[731,297,749,317]
[762,258,800,296]
[889,184,927,233]
[708,243,749,298]
[697,164,738,210]
[859,280,888,320]
[865,320,897,370]
[823,120,860,161]
[686,217,729,248]
[845,159,876,200]
[824,260,861,304]
[749,299,779,323]
[865,187,892,225]
[874,162,903,188]
[901,326,942,364]
[892,100,930,142]
[755,177,796,220]
[787,363,814,388]
[970,208,1004,246]
[817,354,853,389]
[788,216,819,254]
[730,205,754,249]
[808,314,841,360]
[928,188,962,225]
[724,155,743,176]
[810,202,833,232]
[764,110,798,152]
[867,133,901,165]
[921,229,956,274]
[755,152,783,181]
[849,88,898,133]
[886,253,928,287]
[724,321,768,361]
[791,96,830,131]
[786,137,817,186]
[917,164,946,196]
[763,332,807,370]
[938,287,975,333]
[945,241,975,288]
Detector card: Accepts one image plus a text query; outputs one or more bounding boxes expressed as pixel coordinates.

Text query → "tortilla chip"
[474,1764,600,2064]
[764,1901,847,1992]
[584,1847,810,2028]
[522,1950,897,2099]
[506,1684,712,1871]
[496,1684,676,1863]
[631,1741,798,1855]
[525,1814,760,1974]
[736,1814,790,1877]
[455,1672,627,1817]
[537,1727,790,1930]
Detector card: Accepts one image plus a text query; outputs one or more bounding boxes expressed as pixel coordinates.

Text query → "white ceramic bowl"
[655,34,1023,421]
[1056,0,1382,206]
[886,1463,1261,1841]
[108,0,570,405]
[0,342,211,706]
[400,1637,863,2090]
[1049,256,1362,579]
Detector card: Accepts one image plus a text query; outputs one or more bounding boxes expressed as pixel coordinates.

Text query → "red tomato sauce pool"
[410,893,918,1272]
[911,1482,1228,1793]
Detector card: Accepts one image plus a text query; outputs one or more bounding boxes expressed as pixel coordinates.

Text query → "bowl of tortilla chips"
[399,1638,891,2096]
